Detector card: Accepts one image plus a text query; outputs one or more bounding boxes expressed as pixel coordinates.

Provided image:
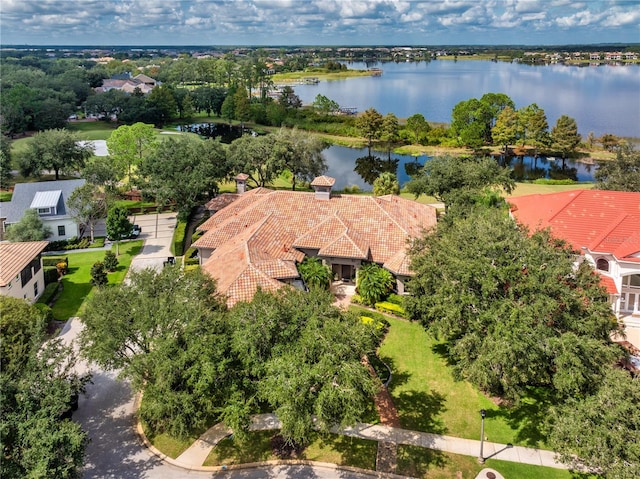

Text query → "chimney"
[235,173,249,194]
[310,176,336,201]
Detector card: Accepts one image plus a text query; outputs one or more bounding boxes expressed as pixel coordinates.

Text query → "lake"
[323,145,596,191]
[291,60,640,139]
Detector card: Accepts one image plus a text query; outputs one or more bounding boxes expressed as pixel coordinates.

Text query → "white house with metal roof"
[1,179,86,241]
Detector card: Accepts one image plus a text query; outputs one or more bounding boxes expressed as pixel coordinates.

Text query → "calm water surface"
[323,145,596,191]
[292,60,640,138]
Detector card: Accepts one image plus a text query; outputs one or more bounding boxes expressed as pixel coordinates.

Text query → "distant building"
[95,73,158,94]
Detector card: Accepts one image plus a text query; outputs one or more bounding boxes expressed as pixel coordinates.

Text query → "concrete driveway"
[126,212,177,273]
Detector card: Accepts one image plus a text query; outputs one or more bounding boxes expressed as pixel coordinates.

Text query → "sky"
[1,0,639,46]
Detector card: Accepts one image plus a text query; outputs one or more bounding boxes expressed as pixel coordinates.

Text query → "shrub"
[89,237,106,248]
[184,257,200,266]
[43,266,59,285]
[45,240,69,252]
[351,294,364,305]
[33,303,54,322]
[532,178,577,185]
[90,262,108,287]
[103,251,119,272]
[56,262,68,276]
[356,262,394,306]
[172,220,188,256]
[298,257,332,290]
[374,301,408,318]
[386,293,404,306]
[36,282,60,306]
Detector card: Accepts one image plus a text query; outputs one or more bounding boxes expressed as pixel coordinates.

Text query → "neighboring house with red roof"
[509,189,640,348]
[0,241,48,303]
[193,177,437,307]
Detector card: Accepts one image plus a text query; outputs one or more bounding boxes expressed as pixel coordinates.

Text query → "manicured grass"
[50,241,142,320]
[203,430,377,470]
[145,430,202,459]
[397,445,596,479]
[0,191,12,202]
[508,181,594,197]
[376,316,551,448]
[67,121,118,140]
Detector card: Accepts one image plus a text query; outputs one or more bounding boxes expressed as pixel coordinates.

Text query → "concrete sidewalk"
[176,413,567,471]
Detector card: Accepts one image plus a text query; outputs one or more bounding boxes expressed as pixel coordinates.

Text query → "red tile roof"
[195,189,437,306]
[597,273,619,295]
[509,190,640,262]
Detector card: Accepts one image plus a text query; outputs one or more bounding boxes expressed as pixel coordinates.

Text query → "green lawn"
[203,430,377,470]
[397,445,596,479]
[50,241,142,320]
[0,191,12,202]
[67,121,118,140]
[376,315,551,448]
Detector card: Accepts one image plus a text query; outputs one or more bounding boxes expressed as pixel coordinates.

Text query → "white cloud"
[0,0,637,45]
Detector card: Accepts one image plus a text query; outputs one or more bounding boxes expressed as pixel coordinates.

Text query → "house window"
[34,281,39,298]
[596,258,609,272]
[623,275,640,288]
[20,265,33,288]
[38,207,51,215]
[58,225,66,237]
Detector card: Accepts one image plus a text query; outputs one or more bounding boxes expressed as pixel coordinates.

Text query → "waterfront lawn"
[50,241,142,320]
[203,430,377,471]
[376,315,551,448]
[397,446,596,479]
[508,181,594,197]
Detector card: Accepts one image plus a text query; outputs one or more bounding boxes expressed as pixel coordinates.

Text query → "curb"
[133,394,412,478]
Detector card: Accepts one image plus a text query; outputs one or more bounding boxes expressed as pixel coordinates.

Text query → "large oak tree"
[406,207,622,402]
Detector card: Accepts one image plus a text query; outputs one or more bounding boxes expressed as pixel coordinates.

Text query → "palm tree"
[356,262,393,306]
[298,257,332,290]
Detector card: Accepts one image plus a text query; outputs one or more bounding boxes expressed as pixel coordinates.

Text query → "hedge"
[37,282,60,306]
[42,256,68,267]
[43,266,59,285]
[184,257,200,266]
[375,301,409,318]
[171,220,188,257]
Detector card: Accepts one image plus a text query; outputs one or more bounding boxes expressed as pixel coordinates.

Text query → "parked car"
[107,225,141,241]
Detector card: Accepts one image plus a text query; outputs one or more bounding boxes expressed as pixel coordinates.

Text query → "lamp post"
[478,409,486,464]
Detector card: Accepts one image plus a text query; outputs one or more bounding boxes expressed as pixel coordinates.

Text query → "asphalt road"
[61,213,392,479]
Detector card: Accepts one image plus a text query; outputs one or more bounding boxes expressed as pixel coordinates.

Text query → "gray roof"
[2,179,86,223]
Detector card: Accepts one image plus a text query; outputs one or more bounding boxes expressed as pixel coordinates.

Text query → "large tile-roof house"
[0,241,48,303]
[2,179,86,241]
[509,189,640,348]
[95,73,158,95]
[194,177,438,307]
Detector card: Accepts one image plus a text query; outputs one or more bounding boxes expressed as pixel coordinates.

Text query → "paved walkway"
[175,413,567,471]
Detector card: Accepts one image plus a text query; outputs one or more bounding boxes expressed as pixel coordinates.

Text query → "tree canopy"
[140,135,229,218]
[271,128,327,190]
[405,207,622,402]
[1,297,90,479]
[356,108,383,149]
[551,115,581,159]
[595,144,640,192]
[405,154,514,212]
[67,183,107,242]
[227,134,281,188]
[5,208,52,242]
[106,122,156,186]
[105,205,132,254]
[19,128,92,180]
[547,367,640,479]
